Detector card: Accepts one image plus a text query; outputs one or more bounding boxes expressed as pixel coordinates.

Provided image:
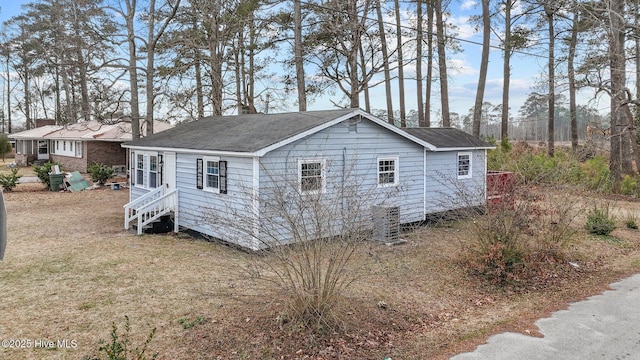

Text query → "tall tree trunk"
[425,1,433,127]
[71,2,90,122]
[546,4,555,157]
[501,0,512,140]
[5,55,11,133]
[635,0,640,173]
[54,62,61,124]
[568,2,578,152]
[294,0,307,111]
[191,7,204,118]
[21,26,32,130]
[235,36,243,114]
[194,56,204,118]
[608,0,626,184]
[248,11,256,113]
[416,0,425,127]
[394,0,406,126]
[359,42,371,112]
[146,0,157,134]
[348,0,361,109]
[125,0,141,139]
[473,0,490,137]
[145,0,181,134]
[376,0,393,123]
[435,0,450,127]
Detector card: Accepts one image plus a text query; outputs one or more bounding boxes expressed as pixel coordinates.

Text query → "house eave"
[429,146,496,152]
[122,144,257,158]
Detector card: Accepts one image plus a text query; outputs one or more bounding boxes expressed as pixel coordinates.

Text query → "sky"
[0,0,609,126]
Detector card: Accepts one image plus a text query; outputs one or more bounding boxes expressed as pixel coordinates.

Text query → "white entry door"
[164,152,177,192]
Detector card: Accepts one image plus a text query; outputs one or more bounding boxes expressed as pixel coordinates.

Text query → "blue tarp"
[66,171,90,192]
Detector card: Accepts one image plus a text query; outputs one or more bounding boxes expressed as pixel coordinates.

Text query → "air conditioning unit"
[371,205,400,243]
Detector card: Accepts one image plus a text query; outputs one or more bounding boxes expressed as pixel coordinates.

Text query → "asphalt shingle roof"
[124,109,494,153]
[124,109,357,153]
[9,120,172,141]
[403,127,493,149]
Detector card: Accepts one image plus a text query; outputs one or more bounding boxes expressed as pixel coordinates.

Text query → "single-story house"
[122,108,494,250]
[10,120,172,172]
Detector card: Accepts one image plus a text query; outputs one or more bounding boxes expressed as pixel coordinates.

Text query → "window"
[378,157,399,186]
[134,152,160,189]
[149,155,158,188]
[206,158,219,190]
[457,152,472,179]
[198,157,227,193]
[136,154,144,185]
[38,141,48,155]
[75,142,82,157]
[299,159,325,193]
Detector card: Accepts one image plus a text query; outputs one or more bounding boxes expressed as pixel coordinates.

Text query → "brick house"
[10,121,172,172]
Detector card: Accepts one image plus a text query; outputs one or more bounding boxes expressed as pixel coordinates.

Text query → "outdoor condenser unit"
[371,205,400,243]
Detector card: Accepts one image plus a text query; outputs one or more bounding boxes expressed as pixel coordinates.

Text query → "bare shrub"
[528,192,582,262]
[433,169,582,286]
[198,159,402,331]
[466,194,529,285]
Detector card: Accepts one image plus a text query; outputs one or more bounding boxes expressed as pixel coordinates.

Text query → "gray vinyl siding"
[424,150,487,214]
[126,117,490,249]
[174,153,257,249]
[258,119,426,244]
[130,185,147,200]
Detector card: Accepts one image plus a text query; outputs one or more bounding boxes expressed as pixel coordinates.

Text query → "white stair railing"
[124,187,179,234]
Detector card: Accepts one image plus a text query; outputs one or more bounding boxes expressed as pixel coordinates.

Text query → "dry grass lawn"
[1,171,640,359]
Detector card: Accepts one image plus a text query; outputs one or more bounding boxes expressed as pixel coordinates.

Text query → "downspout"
[484,149,488,202]
[342,147,347,213]
[252,156,260,250]
[423,148,427,220]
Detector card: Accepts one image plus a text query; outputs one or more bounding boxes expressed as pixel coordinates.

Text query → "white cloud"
[460,0,477,11]
[450,15,479,40]
[449,58,478,76]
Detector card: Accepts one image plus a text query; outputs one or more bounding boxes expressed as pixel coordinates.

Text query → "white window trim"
[202,156,221,193]
[457,151,473,179]
[377,156,399,187]
[55,140,82,158]
[75,141,83,157]
[298,158,326,195]
[134,151,160,189]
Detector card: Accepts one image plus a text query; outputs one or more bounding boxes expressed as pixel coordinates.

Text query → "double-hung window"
[75,141,82,157]
[197,157,227,194]
[133,152,160,189]
[457,152,472,179]
[136,154,144,185]
[299,159,325,194]
[205,157,219,191]
[149,155,158,188]
[378,156,399,186]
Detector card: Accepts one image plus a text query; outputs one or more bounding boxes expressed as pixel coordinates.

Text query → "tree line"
[0,0,639,180]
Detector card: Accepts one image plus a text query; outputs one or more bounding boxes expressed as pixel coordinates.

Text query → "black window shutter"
[158,154,164,186]
[219,161,227,194]
[196,158,203,189]
[130,152,135,186]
